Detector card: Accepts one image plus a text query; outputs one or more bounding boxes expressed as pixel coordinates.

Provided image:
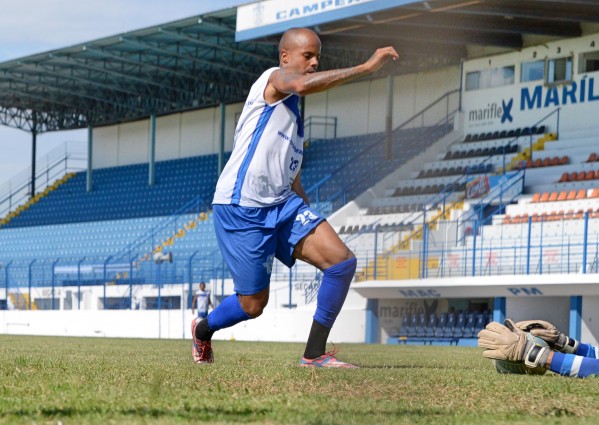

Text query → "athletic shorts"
[197,311,208,319]
[213,195,325,296]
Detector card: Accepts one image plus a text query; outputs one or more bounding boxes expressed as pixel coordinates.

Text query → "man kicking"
[192,27,398,367]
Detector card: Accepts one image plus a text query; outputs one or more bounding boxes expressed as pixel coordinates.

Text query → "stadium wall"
[356,275,599,346]
[91,66,460,168]
[0,302,366,343]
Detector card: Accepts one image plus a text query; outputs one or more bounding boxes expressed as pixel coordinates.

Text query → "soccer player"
[478,319,599,378]
[191,282,212,319]
[191,27,398,367]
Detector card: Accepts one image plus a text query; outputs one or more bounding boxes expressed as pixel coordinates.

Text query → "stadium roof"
[2,0,599,133]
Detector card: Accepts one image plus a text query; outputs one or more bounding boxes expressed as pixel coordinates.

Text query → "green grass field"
[1,335,598,425]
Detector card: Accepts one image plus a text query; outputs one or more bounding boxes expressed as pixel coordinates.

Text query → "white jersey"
[213,67,304,207]
[195,289,211,313]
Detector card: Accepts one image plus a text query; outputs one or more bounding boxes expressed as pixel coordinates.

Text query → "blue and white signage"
[235,0,409,41]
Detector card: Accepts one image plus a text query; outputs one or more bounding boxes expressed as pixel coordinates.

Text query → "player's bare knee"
[244,302,267,318]
[335,247,355,264]
[239,295,269,318]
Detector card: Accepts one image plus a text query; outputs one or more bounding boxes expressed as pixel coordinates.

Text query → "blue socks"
[199,257,356,348]
[207,294,252,331]
[314,257,357,328]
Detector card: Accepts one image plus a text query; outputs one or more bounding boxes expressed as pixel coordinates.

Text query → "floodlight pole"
[30,113,38,198]
[188,251,198,309]
[4,261,12,308]
[51,258,60,310]
[149,114,156,187]
[218,103,226,175]
[103,256,113,309]
[385,74,394,160]
[77,257,86,310]
[86,124,93,192]
[28,259,36,310]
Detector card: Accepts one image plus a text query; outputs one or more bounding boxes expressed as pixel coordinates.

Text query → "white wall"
[92,102,244,169]
[582,296,599,346]
[0,304,366,343]
[506,296,570,336]
[305,66,460,138]
[91,65,461,168]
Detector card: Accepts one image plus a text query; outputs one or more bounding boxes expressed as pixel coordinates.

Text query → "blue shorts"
[213,195,324,296]
[197,311,208,319]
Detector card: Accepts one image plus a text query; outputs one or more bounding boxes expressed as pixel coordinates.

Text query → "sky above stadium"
[0,0,253,188]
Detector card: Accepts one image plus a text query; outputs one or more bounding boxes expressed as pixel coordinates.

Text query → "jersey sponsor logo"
[277,130,304,155]
[289,157,299,171]
[295,210,318,226]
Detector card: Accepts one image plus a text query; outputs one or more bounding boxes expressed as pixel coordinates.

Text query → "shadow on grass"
[6,405,272,421]
[358,364,446,370]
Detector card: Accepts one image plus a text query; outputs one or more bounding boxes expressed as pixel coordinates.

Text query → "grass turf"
[1,335,598,424]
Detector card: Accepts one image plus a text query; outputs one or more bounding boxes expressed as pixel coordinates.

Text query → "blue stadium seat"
[435,313,447,338]
[398,314,410,337]
[416,313,427,337]
[407,313,418,337]
[425,313,437,337]
[462,313,477,338]
[443,312,456,337]
[453,312,466,338]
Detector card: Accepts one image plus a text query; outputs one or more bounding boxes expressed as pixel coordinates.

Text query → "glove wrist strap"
[561,337,579,354]
[524,345,549,369]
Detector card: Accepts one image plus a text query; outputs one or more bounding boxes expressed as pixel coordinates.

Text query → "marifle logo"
[295,210,318,226]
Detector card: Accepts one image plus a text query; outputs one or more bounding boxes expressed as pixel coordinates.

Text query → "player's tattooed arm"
[269,47,399,98]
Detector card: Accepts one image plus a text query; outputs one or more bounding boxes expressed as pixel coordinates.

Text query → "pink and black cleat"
[191,317,214,364]
[300,350,358,368]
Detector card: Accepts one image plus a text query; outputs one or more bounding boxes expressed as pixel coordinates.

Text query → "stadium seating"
[394,310,491,344]
[462,126,545,143]
[2,154,225,228]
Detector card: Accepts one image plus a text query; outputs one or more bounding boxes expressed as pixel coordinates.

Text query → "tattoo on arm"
[277,66,363,96]
[301,67,361,93]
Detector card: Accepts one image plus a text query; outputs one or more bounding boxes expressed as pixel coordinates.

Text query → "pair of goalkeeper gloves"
[478,319,579,369]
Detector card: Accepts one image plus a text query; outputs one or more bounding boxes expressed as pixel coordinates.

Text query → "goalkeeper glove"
[478,319,550,368]
[515,319,579,354]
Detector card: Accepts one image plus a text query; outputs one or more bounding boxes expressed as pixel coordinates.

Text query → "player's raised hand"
[515,319,579,353]
[363,47,399,73]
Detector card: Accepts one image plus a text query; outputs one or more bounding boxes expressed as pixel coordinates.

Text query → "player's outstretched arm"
[548,351,599,378]
[270,47,399,97]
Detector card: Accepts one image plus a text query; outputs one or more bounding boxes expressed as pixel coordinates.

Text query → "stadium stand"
[1,155,224,228]
[394,309,492,345]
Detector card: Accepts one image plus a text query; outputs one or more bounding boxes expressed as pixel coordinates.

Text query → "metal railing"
[304,115,337,140]
[306,89,460,216]
[346,209,599,281]
[0,142,86,219]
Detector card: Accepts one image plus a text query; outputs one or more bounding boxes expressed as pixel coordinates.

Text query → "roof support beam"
[119,36,256,77]
[159,28,275,65]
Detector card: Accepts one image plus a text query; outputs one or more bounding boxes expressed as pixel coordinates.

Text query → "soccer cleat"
[299,350,358,369]
[191,318,214,364]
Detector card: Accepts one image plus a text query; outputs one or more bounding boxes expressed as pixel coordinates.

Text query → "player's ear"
[280,49,290,65]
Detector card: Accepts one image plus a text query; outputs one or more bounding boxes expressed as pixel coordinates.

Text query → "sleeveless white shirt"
[213,67,304,207]
[195,289,211,313]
